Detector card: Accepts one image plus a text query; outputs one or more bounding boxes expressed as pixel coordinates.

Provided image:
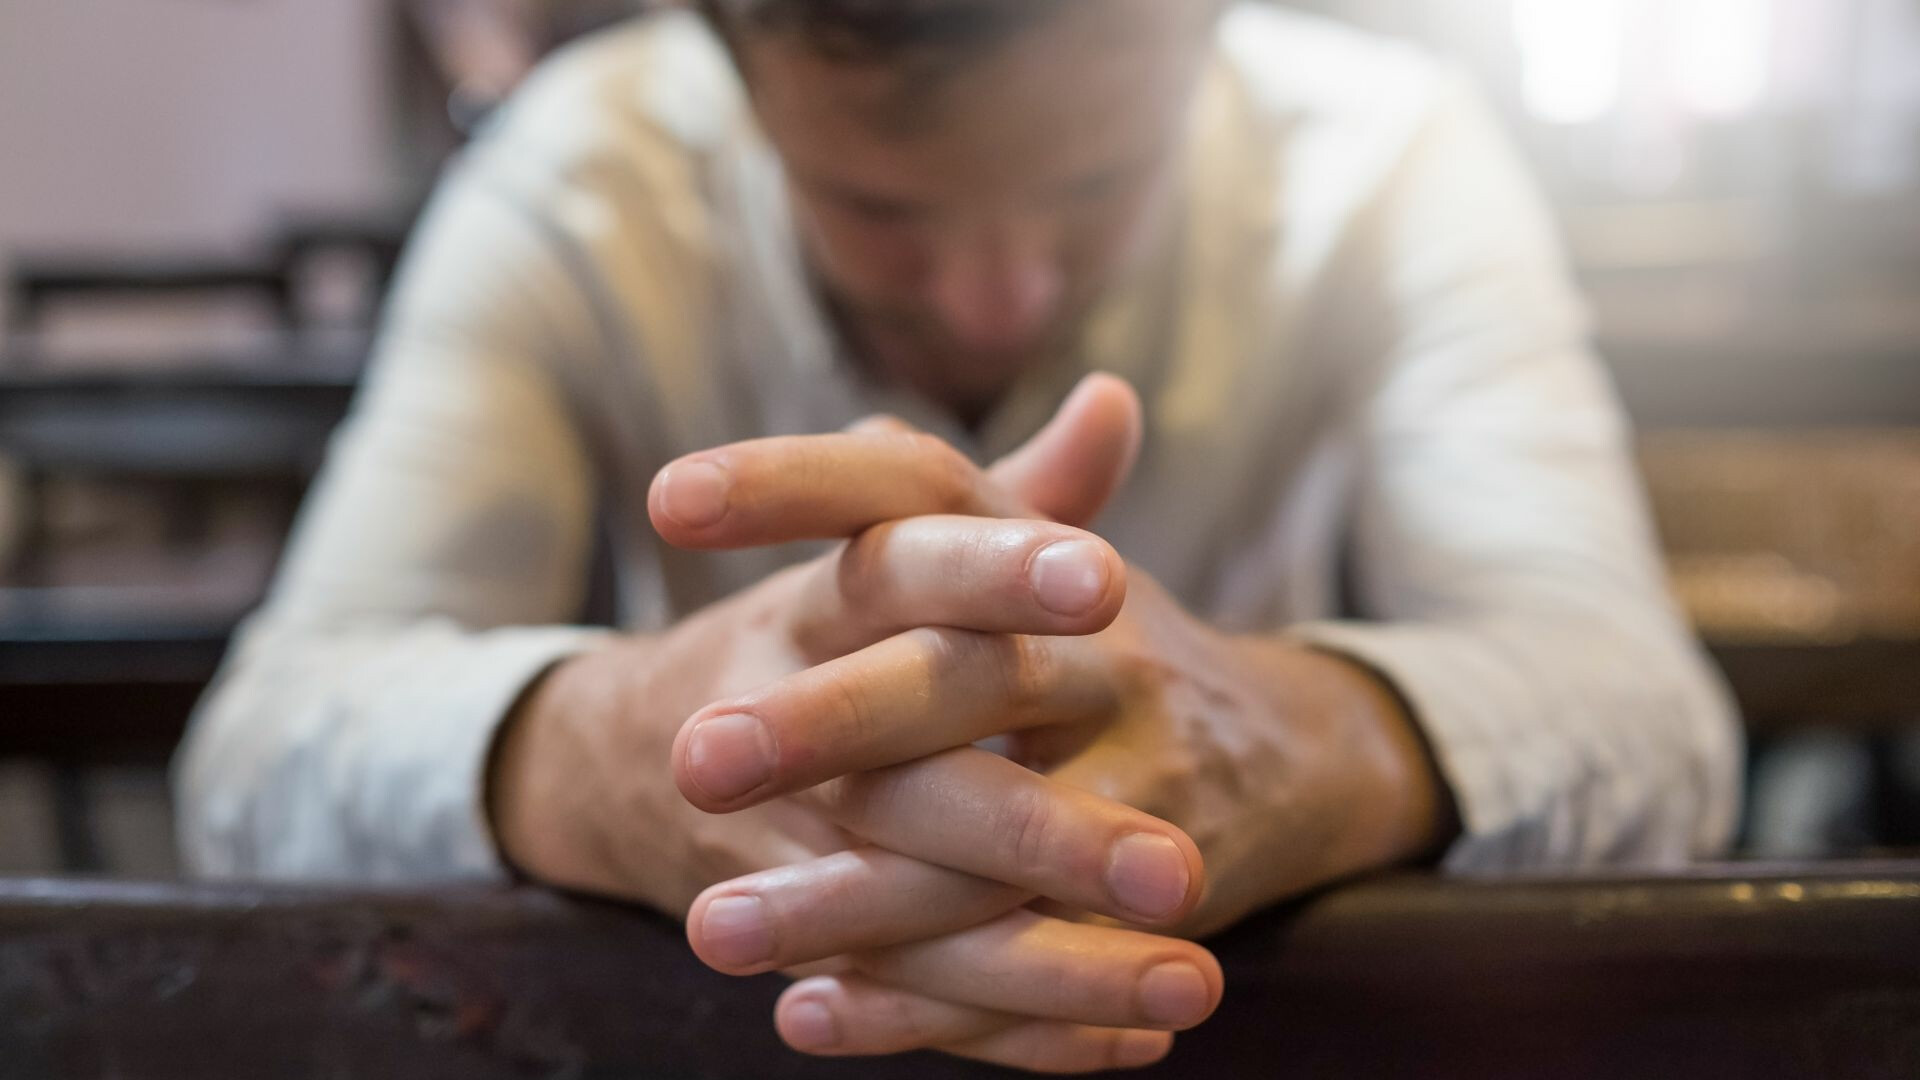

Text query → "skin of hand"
[660,376,1452,1067]
[490,376,1227,1072]
[657,382,1457,1070]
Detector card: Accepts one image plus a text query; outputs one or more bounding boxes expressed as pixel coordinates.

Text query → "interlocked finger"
[851,907,1223,1032]
[811,747,1204,927]
[785,514,1127,662]
[674,628,1117,812]
[944,1017,1175,1074]
[686,846,1028,976]
[775,972,1175,1073]
[648,431,1027,550]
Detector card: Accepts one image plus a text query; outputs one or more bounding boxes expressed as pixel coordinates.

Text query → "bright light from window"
[1671,0,1774,117]
[1511,0,1629,124]
[1511,0,1779,123]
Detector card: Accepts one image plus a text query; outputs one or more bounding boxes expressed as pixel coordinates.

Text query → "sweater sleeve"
[1291,79,1741,870]
[172,155,615,881]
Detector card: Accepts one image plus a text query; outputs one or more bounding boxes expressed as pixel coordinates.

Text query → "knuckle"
[803,774,852,817]
[819,666,884,747]
[906,433,981,510]
[913,625,978,687]
[875,989,935,1047]
[922,628,1050,715]
[811,770,884,828]
[834,528,892,612]
[681,826,753,889]
[797,872,869,948]
[794,441,839,495]
[948,521,1003,583]
[1111,647,1173,700]
[994,784,1059,879]
[999,634,1059,714]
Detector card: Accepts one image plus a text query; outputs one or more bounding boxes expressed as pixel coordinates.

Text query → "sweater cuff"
[1288,619,1557,872]
[385,625,611,879]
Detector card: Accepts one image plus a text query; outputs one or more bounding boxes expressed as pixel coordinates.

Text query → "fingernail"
[1105,833,1190,922]
[1138,961,1211,1027]
[700,894,774,970]
[848,413,909,436]
[783,997,841,1051]
[686,713,776,802]
[1029,540,1109,616]
[658,460,731,529]
[1113,1029,1174,1069]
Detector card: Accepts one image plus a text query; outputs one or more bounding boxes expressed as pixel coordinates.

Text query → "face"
[734,0,1219,411]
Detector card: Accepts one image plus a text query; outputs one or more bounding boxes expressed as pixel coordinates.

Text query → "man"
[176,0,1741,1072]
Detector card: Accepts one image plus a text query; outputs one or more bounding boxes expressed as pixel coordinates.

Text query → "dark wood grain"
[0,864,1915,1079]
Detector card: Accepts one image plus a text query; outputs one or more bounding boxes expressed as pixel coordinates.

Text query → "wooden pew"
[0,863,1913,1078]
[0,354,361,703]
[4,258,296,342]
[0,353,360,483]
[4,214,409,343]
[0,354,361,868]
[1640,430,1920,733]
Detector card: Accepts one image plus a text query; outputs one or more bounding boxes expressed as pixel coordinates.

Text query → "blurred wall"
[0,0,398,323]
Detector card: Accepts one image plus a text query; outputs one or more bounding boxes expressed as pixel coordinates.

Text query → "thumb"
[988,373,1144,527]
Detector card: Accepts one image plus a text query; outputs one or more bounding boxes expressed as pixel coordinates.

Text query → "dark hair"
[694,0,1070,63]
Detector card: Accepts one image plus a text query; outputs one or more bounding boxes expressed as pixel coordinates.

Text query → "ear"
[988,373,1144,528]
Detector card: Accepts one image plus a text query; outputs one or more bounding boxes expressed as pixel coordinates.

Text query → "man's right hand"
[487,376,1222,1073]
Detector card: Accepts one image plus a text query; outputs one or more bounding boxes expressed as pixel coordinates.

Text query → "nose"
[927,221,1065,353]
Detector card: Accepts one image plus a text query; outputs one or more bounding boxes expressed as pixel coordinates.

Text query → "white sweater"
[175,4,1741,883]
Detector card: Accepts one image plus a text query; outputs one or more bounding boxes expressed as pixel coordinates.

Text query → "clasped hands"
[490,375,1449,1074]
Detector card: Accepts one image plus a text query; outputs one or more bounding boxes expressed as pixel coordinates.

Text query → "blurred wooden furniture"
[0,343,362,870]
[1642,430,1920,733]
[5,259,296,343]
[4,215,408,345]
[0,862,1913,1078]
[0,351,359,486]
[0,341,362,611]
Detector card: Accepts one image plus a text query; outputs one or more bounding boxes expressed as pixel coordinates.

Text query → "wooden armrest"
[1,864,1914,1078]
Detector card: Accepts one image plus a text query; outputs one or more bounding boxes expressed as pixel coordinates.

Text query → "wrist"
[484,648,591,882]
[1299,645,1459,874]
[485,640,663,893]
[1233,638,1458,884]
